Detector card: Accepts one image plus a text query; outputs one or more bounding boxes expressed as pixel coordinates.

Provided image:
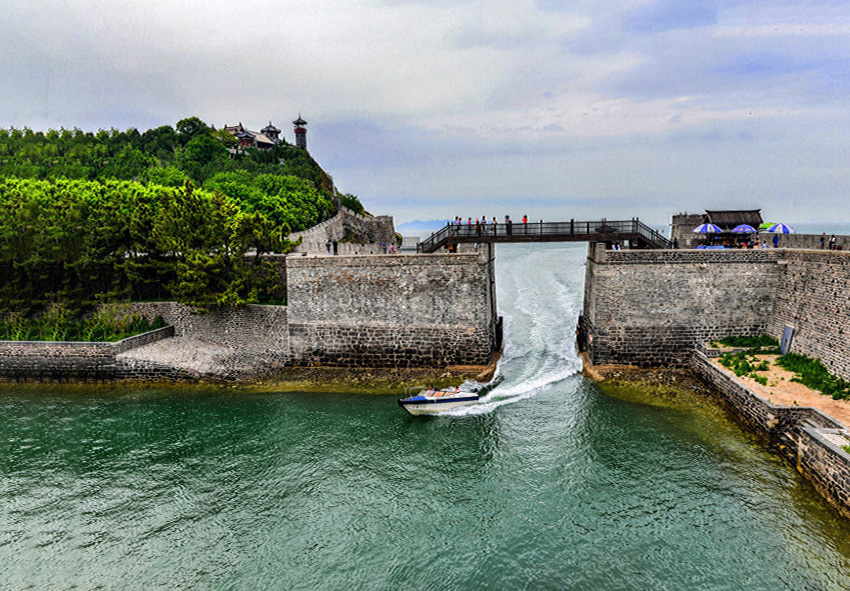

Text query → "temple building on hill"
[222,117,308,152]
[223,122,281,152]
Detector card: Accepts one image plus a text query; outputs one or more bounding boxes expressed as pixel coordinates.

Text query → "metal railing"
[417,219,672,252]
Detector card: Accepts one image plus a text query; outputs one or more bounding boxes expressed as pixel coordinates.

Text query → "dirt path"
[710,354,850,427]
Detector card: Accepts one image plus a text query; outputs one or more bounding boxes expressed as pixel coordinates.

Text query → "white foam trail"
[435,244,586,417]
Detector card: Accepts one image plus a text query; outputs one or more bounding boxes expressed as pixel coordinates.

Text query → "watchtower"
[293,115,308,149]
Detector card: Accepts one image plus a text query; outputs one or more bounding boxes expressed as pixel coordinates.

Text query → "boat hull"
[398,392,479,415]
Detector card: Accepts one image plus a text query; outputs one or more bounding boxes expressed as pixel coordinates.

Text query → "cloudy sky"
[2,0,849,226]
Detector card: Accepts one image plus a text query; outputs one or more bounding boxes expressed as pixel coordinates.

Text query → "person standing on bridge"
[505,215,513,236]
[481,216,487,234]
[492,217,498,235]
[522,215,528,234]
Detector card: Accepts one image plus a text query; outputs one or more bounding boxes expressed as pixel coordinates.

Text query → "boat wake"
[439,244,586,417]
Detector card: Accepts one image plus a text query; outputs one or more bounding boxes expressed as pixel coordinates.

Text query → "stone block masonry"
[0,326,174,381]
[286,248,497,367]
[768,250,850,382]
[2,248,498,380]
[582,245,850,381]
[582,245,784,367]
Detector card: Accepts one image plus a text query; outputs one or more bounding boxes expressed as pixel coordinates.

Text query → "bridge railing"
[634,221,673,249]
[417,219,672,251]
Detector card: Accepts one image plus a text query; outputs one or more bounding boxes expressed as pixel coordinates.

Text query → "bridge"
[416,218,672,253]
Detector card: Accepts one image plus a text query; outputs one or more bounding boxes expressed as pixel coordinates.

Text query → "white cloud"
[1,0,850,226]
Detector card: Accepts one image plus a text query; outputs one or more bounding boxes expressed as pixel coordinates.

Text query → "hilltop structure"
[293,115,308,149]
[222,121,282,152]
[222,116,309,152]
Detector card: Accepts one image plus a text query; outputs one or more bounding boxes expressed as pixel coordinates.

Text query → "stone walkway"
[117,336,234,376]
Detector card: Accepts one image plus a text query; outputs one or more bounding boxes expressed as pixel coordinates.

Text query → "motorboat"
[397,387,479,415]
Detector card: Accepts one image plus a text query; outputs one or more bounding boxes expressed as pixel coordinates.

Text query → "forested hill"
[0,116,365,231]
[0,117,367,315]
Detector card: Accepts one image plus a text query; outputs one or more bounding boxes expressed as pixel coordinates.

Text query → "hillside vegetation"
[0,117,364,315]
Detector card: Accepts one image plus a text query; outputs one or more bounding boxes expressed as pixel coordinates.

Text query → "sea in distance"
[3,243,850,590]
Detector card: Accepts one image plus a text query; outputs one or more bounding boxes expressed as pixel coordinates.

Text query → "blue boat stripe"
[399,396,479,405]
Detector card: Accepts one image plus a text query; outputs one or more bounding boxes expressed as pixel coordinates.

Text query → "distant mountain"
[396,219,450,236]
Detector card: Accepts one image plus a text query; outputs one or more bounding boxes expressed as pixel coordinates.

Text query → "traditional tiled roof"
[705,210,763,231]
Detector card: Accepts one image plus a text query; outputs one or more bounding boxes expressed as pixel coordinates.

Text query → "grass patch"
[776,353,850,400]
[715,334,780,353]
[1,305,166,342]
[719,351,772,382]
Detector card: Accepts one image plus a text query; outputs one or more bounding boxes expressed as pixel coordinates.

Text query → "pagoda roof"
[261,122,281,133]
[292,116,307,125]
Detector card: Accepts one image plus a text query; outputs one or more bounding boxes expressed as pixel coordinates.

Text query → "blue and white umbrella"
[767,223,795,234]
[693,223,722,233]
[732,224,757,233]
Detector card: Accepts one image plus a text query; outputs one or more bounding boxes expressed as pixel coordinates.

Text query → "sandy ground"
[710,354,850,428]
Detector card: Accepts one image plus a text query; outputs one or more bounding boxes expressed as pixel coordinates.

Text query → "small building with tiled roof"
[671,209,763,248]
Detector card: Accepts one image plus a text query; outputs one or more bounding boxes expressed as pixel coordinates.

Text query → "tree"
[175,117,210,145]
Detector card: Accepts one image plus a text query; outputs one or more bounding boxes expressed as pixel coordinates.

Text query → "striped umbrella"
[732,224,757,233]
[767,223,795,234]
[693,223,722,233]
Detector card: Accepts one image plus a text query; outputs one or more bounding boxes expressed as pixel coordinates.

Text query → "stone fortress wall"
[286,246,497,367]
[289,207,397,255]
[581,245,785,368]
[581,245,850,383]
[582,244,850,519]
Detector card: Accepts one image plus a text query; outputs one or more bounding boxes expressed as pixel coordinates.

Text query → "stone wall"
[121,302,290,369]
[691,351,850,519]
[581,245,784,367]
[286,247,497,367]
[768,250,850,382]
[0,326,174,380]
[772,233,849,251]
[582,244,850,381]
[289,207,397,254]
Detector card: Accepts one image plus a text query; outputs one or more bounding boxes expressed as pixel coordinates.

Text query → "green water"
[3,244,850,590]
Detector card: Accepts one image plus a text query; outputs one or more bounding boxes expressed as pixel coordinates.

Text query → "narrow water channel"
[2,243,850,590]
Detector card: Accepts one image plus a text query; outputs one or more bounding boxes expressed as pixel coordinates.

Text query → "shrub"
[0,305,165,342]
[776,353,850,400]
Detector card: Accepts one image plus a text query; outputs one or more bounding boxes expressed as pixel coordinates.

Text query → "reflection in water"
[2,244,850,590]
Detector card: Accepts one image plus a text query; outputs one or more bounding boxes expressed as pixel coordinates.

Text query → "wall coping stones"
[286,252,485,268]
[0,325,174,352]
[597,248,784,265]
[803,423,850,463]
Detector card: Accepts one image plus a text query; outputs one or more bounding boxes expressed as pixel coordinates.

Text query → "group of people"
[820,233,840,250]
[450,215,531,237]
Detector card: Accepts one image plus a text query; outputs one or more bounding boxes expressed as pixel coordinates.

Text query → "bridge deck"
[417,219,671,253]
